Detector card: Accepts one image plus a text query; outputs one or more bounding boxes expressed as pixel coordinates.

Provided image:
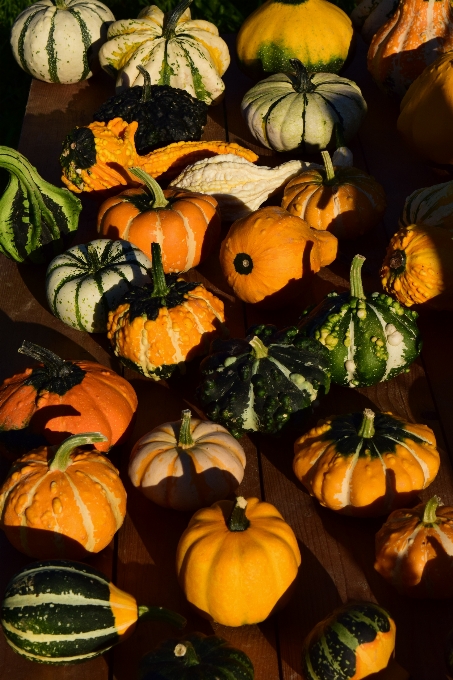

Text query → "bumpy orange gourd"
[219,206,338,306]
[0,433,127,559]
[176,496,301,626]
[380,223,453,309]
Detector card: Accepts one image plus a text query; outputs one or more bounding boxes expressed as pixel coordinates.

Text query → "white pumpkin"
[46,238,151,333]
[98,0,230,104]
[10,0,115,84]
[351,0,399,44]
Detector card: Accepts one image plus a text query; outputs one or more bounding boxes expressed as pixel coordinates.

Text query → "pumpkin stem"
[358,409,375,439]
[249,336,268,359]
[128,167,169,209]
[290,59,314,94]
[178,409,194,448]
[174,642,199,666]
[137,65,152,102]
[48,432,108,472]
[18,341,73,377]
[54,0,67,9]
[86,244,102,272]
[321,150,336,184]
[422,496,441,525]
[227,496,250,532]
[349,255,366,300]
[164,0,192,37]
[138,605,186,629]
[150,242,170,298]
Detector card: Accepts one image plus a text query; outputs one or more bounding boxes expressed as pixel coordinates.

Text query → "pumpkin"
[367,0,453,98]
[281,149,387,239]
[0,146,81,264]
[0,341,138,451]
[293,408,440,516]
[176,496,301,627]
[98,0,230,105]
[219,206,338,306]
[107,242,225,380]
[375,495,453,598]
[197,324,331,438]
[236,0,354,79]
[380,223,453,310]
[0,560,185,664]
[241,60,367,154]
[46,238,152,333]
[97,168,220,273]
[351,0,399,44]
[301,602,396,680]
[128,409,246,511]
[399,179,453,233]
[299,254,421,387]
[10,0,115,84]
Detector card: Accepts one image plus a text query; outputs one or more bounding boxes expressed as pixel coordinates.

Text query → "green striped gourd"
[399,179,453,232]
[98,0,230,105]
[46,239,152,333]
[0,147,81,263]
[10,0,115,84]
[298,254,421,387]
[0,560,185,665]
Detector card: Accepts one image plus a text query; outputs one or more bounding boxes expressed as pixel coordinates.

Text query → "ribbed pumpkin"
[176,496,301,627]
[282,150,386,239]
[219,206,338,306]
[128,409,246,511]
[399,180,453,232]
[97,168,220,273]
[375,496,453,598]
[293,409,440,516]
[0,433,127,558]
[0,342,137,451]
[380,223,453,310]
[351,0,399,44]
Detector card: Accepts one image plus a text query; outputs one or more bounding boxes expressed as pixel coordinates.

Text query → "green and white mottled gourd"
[46,239,152,333]
[10,0,115,84]
[240,59,367,153]
[351,0,399,44]
[399,179,453,232]
[299,255,421,387]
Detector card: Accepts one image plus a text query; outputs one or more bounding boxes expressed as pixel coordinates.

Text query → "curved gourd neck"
[227,497,250,531]
[49,433,107,472]
[178,409,195,448]
[164,0,192,38]
[358,409,375,439]
[349,255,366,299]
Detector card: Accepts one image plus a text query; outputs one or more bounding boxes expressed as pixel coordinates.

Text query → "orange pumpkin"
[97,168,220,273]
[0,433,127,559]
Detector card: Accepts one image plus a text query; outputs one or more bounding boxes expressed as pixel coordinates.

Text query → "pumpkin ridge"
[17,10,40,75]
[75,469,124,530]
[68,8,91,82]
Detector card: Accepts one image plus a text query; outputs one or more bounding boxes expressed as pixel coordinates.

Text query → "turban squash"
[400,179,453,233]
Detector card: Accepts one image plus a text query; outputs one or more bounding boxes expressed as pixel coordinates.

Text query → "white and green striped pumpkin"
[46,238,151,333]
[399,179,453,233]
[10,0,115,84]
[98,0,230,104]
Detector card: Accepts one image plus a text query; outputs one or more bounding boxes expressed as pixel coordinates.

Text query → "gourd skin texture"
[400,180,453,232]
[351,0,399,44]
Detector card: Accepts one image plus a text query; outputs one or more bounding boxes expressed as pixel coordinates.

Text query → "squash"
[299,254,421,387]
[301,602,396,679]
[375,495,453,598]
[351,0,399,44]
[46,238,152,333]
[99,0,230,105]
[10,0,115,84]
[0,341,138,451]
[399,179,453,232]
[281,149,387,239]
[97,168,220,273]
[236,0,354,79]
[107,243,225,380]
[219,206,338,306]
[128,409,246,511]
[176,496,301,627]
[0,146,81,264]
[0,559,185,664]
[241,60,367,153]
[197,324,331,438]
[293,408,440,516]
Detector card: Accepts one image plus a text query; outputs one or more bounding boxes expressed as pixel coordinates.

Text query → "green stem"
[128,167,169,209]
[55,0,67,7]
[227,497,250,532]
[150,242,170,298]
[174,642,199,666]
[86,244,102,272]
[290,58,314,94]
[18,341,72,377]
[358,409,375,439]
[349,255,366,300]
[137,65,152,102]
[422,496,441,524]
[249,336,269,359]
[178,410,194,448]
[48,433,107,472]
[321,150,336,184]
[138,605,186,629]
[164,0,193,37]
[334,122,346,149]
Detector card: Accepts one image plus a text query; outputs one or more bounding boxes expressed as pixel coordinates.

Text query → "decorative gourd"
[293,409,440,516]
[107,243,225,380]
[301,602,396,679]
[46,239,152,333]
[219,206,338,306]
[99,0,230,105]
[176,496,301,627]
[0,146,81,263]
[400,180,453,232]
[139,633,254,680]
[128,409,246,511]
[0,341,138,451]
[380,224,453,310]
[241,60,367,153]
[282,150,386,239]
[197,324,331,438]
[375,496,453,598]
[367,0,453,98]
[351,0,399,44]
[299,254,421,387]
[236,0,354,79]
[10,0,115,84]
[0,560,185,664]
[97,168,220,273]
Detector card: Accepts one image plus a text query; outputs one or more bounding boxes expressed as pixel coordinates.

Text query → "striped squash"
[351,0,399,44]
[10,0,115,84]
[0,560,185,664]
[46,239,152,333]
[399,180,453,232]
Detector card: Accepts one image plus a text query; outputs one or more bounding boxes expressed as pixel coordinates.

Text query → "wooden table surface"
[1,34,453,680]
